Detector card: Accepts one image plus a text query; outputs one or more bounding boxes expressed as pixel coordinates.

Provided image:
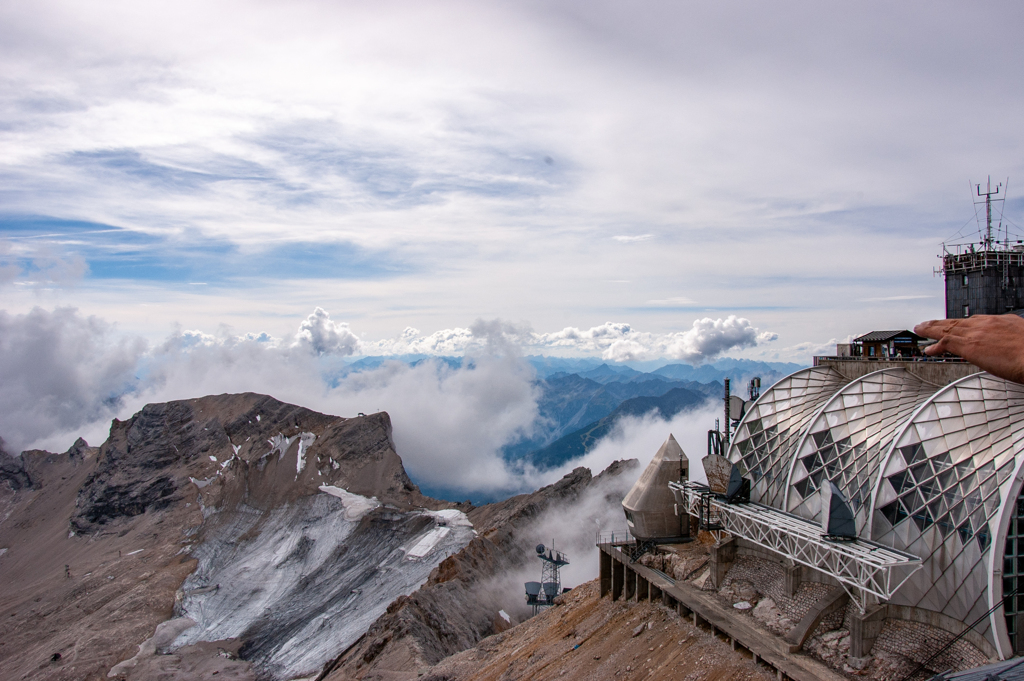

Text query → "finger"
[925,336,951,356]
[915,319,959,339]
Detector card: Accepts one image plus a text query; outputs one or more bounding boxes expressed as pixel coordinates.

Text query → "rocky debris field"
[420,579,774,681]
[634,551,987,681]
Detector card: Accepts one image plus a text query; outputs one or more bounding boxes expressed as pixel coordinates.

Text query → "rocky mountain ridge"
[0,392,639,681]
[0,393,465,680]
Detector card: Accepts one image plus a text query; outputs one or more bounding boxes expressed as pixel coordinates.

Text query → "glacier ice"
[405,527,450,559]
[172,494,474,680]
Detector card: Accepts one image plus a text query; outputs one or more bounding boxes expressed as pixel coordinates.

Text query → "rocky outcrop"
[0,452,34,491]
[70,393,432,535]
[2,391,641,681]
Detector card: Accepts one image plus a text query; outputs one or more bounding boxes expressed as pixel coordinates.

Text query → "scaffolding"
[669,481,923,613]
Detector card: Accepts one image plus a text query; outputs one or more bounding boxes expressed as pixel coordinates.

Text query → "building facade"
[942,245,1024,318]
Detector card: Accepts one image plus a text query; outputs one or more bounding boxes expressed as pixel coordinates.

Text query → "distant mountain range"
[526,387,705,470]
[340,356,805,473]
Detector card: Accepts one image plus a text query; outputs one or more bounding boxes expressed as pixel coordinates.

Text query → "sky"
[2,1,1024,492]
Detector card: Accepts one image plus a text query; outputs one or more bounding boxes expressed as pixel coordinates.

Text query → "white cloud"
[559,402,721,489]
[856,295,934,302]
[774,335,854,363]
[0,1,1018,352]
[488,401,724,610]
[0,239,88,289]
[0,307,144,454]
[529,316,775,363]
[644,296,696,307]
[294,307,360,356]
[362,326,475,356]
[355,316,778,365]
[0,305,742,498]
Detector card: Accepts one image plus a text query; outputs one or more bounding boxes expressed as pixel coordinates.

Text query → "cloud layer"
[0,306,730,502]
[534,316,776,362]
[0,307,144,454]
[305,309,777,364]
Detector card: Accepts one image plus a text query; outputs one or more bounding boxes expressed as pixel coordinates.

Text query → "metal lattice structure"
[784,368,939,531]
[670,481,922,612]
[731,366,849,507]
[723,364,1024,658]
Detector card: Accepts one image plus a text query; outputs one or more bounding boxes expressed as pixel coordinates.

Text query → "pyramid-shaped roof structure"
[622,434,688,540]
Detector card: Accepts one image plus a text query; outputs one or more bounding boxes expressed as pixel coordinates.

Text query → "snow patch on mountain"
[427,508,473,527]
[296,432,315,475]
[267,433,297,459]
[317,485,380,520]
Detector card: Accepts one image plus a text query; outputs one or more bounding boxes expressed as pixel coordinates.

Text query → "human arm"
[914,314,1024,384]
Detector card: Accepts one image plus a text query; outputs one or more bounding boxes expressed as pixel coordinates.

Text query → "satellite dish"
[821,481,857,539]
[702,453,732,494]
[536,544,545,555]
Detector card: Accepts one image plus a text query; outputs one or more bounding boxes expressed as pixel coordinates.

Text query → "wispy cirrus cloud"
[856,295,934,302]
[0,0,1022,360]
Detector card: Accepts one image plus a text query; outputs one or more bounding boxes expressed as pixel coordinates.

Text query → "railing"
[813,356,970,366]
[942,247,1024,273]
[596,530,635,547]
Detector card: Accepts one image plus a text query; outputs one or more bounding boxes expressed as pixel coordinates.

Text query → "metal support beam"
[670,481,922,612]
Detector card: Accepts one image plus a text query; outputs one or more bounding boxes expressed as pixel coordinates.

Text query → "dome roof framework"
[728,367,1024,658]
[731,367,849,508]
[783,368,939,533]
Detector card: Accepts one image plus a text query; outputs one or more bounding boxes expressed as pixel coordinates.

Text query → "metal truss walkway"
[669,481,923,612]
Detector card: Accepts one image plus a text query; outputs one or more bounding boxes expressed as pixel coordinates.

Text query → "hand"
[914,315,1024,384]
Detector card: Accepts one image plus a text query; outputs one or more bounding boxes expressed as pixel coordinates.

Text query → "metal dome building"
[729,362,1024,658]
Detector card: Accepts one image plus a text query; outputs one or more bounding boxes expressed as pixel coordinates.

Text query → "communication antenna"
[524,541,570,616]
[748,377,761,401]
[975,176,1004,250]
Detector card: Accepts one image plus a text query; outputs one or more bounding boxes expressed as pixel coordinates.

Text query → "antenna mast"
[976,176,1003,250]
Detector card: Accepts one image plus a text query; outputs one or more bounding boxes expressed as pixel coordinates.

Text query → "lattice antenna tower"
[525,542,569,616]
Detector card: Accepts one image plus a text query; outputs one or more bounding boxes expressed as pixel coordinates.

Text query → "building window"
[963,274,969,286]
[1005,488,1024,651]
[964,304,970,317]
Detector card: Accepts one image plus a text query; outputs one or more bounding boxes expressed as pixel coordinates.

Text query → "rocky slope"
[320,459,639,681]
[0,393,473,681]
[0,392,645,681]
[419,579,773,681]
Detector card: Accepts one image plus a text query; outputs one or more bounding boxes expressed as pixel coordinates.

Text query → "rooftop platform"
[813,356,981,385]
